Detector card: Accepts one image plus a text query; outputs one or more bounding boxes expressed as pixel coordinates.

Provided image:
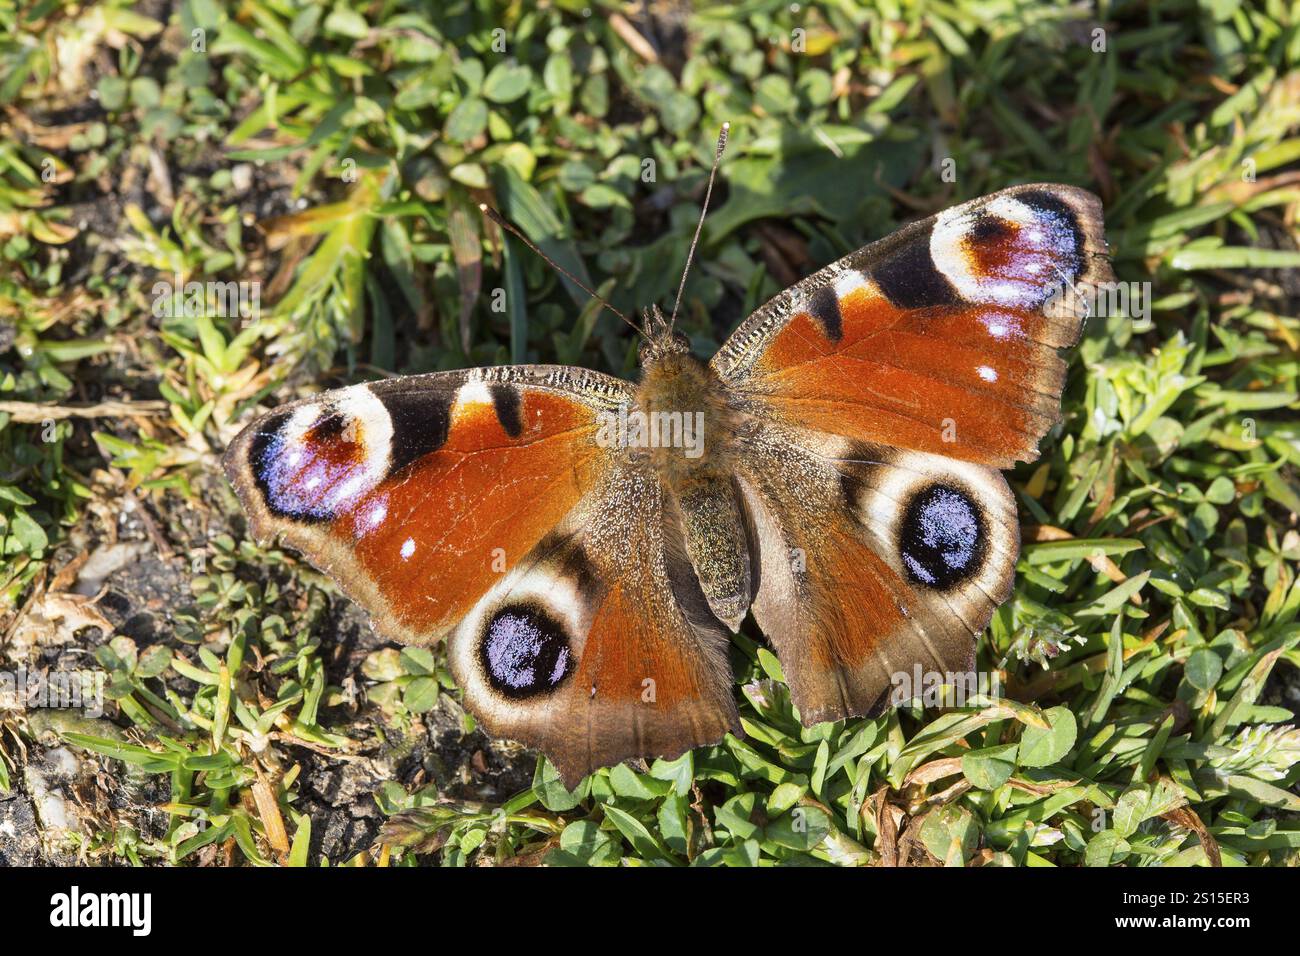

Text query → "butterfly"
[223,130,1112,786]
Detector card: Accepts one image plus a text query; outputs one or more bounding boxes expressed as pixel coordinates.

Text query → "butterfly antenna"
[478,203,646,341]
[668,121,730,332]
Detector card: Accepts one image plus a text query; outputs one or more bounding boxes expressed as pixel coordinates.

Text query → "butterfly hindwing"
[735,422,1018,721]
[445,460,740,786]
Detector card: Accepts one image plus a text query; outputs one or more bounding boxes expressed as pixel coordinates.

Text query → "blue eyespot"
[480,605,573,699]
[899,484,986,589]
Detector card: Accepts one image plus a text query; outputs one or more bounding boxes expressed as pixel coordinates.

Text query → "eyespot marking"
[307,411,347,442]
[931,192,1087,309]
[480,604,574,699]
[252,407,363,521]
[1015,188,1085,277]
[968,215,1016,245]
[898,483,986,590]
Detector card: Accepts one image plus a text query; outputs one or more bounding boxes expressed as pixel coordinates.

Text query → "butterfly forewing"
[714,184,1113,469]
[224,367,623,644]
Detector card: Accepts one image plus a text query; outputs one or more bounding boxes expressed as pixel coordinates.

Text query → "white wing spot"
[833,271,867,299]
[358,500,388,534]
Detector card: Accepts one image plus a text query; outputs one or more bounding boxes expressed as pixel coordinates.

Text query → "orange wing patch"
[802,526,907,672]
[750,284,1066,467]
[344,389,603,636]
[579,578,711,704]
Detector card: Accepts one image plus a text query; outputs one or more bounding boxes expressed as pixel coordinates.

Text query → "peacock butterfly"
[223,127,1113,786]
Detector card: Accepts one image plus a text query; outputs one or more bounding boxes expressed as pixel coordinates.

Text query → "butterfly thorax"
[634,344,737,476]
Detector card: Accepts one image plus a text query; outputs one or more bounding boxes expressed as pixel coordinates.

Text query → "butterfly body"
[225,183,1112,784]
[620,321,755,626]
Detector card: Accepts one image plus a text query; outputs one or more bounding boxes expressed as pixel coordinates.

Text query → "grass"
[0,0,1298,866]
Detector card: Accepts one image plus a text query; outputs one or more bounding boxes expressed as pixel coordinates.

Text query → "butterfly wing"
[714,184,1112,469]
[224,368,739,783]
[735,424,1019,722]
[715,184,1111,720]
[443,456,739,785]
